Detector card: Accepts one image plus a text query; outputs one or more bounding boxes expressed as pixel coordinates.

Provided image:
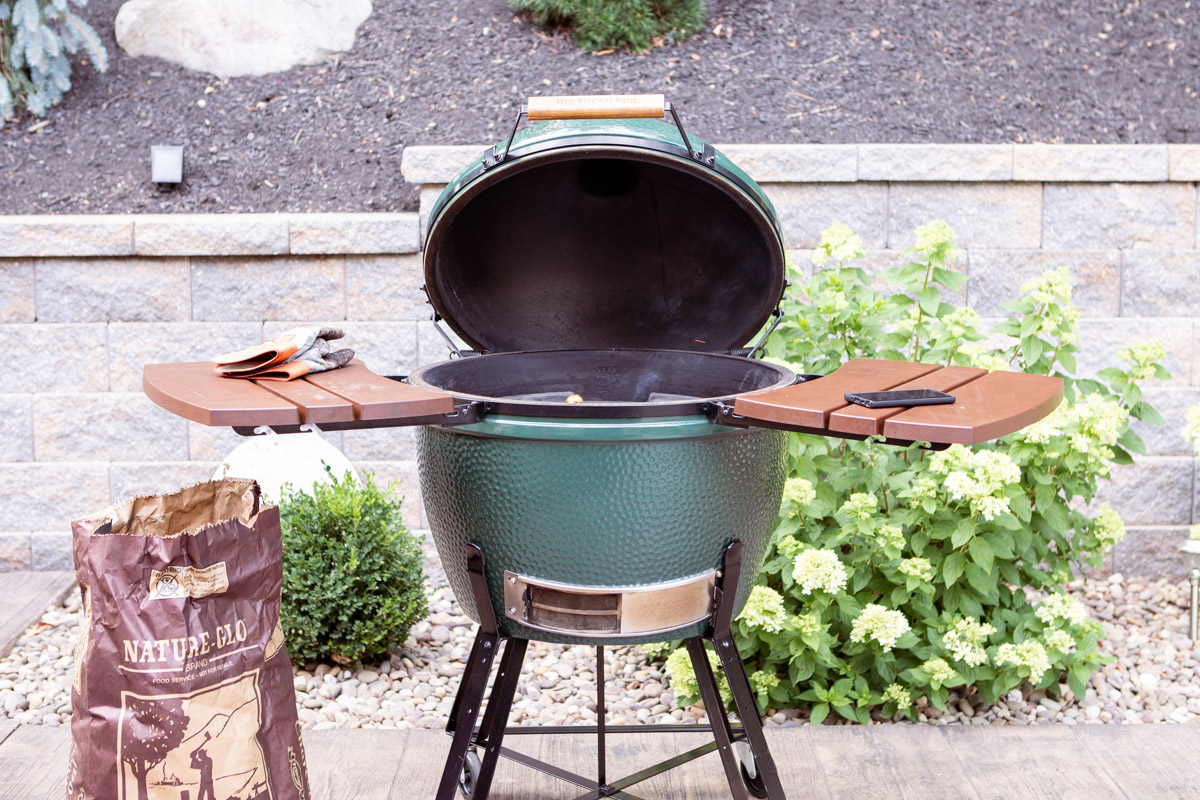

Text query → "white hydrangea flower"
[849,603,910,652]
[738,586,789,633]
[942,618,996,667]
[781,477,816,518]
[1184,406,1200,457]
[1091,503,1126,553]
[751,670,780,693]
[792,549,848,595]
[960,343,1012,373]
[882,683,912,711]
[929,445,1021,520]
[1190,523,1200,542]
[943,306,980,339]
[877,523,906,550]
[811,220,865,267]
[912,220,958,262]
[898,557,935,582]
[1021,266,1073,307]
[1035,593,1091,628]
[1118,339,1165,382]
[995,640,1052,680]
[1045,629,1075,653]
[797,612,822,636]
[922,657,958,684]
[839,492,878,521]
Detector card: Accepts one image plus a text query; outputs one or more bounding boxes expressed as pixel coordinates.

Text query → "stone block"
[1112,527,1193,579]
[0,260,34,322]
[2,324,107,393]
[30,531,73,571]
[135,214,289,256]
[1013,145,1167,182]
[191,256,345,321]
[1042,183,1196,249]
[1092,457,1194,526]
[0,533,32,571]
[0,395,33,462]
[858,144,1011,181]
[888,183,1042,248]
[417,317,467,365]
[352,460,422,529]
[784,250,814,284]
[0,463,110,530]
[1132,387,1200,457]
[345,255,427,320]
[33,393,189,462]
[966,249,1120,317]
[0,215,133,257]
[418,185,445,240]
[765,183,888,249]
[108,321,264,392]
[1121,249,1200,317]
[264,321,420,377]
[400,145,484,185]
[341,426,417,461]
[715,144,857,182]
[1075,317,1193,387]
[190,421,257,462]
[35,257,189,322]
[289,213,421,255]
[1167,145,1200,181]
[109,461,221,502]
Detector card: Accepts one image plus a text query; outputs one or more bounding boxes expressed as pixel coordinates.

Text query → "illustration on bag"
[119,670,272,800]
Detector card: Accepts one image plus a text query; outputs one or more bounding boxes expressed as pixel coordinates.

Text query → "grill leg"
[711,634,787,800]
[686,638,748,800]
[470,637,529,799]
[437,543,503,800]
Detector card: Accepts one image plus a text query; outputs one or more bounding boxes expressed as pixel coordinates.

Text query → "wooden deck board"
[1072,725,1200,800]
[0,725,71,800]
[5,724,1200,799]
[0,571,75,659]
[944,726,1126,800]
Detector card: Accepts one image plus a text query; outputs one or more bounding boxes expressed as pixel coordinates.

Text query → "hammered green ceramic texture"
[418,418,788,645]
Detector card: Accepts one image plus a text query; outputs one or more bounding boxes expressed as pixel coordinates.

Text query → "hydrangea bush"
[662,220,1166,724]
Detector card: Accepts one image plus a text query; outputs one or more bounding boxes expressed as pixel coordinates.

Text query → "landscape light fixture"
[150,144,183,184]
[1179,539,1200,642]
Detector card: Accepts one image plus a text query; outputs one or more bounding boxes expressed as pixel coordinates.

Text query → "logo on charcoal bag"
[149,563,230,601]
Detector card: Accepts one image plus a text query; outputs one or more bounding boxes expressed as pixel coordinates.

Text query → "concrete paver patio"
[3,721,1198,799]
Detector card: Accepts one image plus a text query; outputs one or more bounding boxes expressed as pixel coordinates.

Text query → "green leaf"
[1067,663,1091,700]
[810,703,830,725]
[968,536,995,572]
[943,552,966,587]
[951,518,976,548]
[918,287,940,316]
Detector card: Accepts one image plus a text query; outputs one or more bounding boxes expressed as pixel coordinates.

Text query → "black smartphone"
[843,389,956,409]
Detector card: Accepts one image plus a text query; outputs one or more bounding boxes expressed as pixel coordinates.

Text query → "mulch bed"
[1,0,1196,215]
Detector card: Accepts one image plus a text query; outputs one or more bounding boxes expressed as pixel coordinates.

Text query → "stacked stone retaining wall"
[0,143,1197,576]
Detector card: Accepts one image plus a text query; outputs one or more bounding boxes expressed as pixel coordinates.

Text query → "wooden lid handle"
[526,93,666,121]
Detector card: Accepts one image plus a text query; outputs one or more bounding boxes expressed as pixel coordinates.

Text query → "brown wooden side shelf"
[734,358,1064,445]
[143,359,454,428]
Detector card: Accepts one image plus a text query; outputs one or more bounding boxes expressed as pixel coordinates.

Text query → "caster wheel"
[735,741,768,798]
[458,750,483,798]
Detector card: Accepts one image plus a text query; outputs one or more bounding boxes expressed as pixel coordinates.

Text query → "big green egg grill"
[411,95,797,799]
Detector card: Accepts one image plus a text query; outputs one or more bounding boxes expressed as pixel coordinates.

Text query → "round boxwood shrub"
[279,468,427,665]
[511,0,705,52]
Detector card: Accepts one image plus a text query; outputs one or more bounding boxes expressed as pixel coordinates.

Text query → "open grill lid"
[422,95,787,355]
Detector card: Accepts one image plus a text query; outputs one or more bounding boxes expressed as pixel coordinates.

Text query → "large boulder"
[114,0,373,77]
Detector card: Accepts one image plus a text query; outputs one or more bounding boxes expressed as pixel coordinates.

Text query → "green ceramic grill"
[409,94,797,647]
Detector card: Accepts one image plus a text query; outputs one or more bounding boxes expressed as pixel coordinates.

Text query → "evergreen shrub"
[511,0,704,52]
[663,220,1167,723]
[0,0,107,121]
[279,468,428,665]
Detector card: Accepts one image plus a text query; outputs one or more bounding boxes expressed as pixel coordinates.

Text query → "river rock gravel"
[3,558,1197,730]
